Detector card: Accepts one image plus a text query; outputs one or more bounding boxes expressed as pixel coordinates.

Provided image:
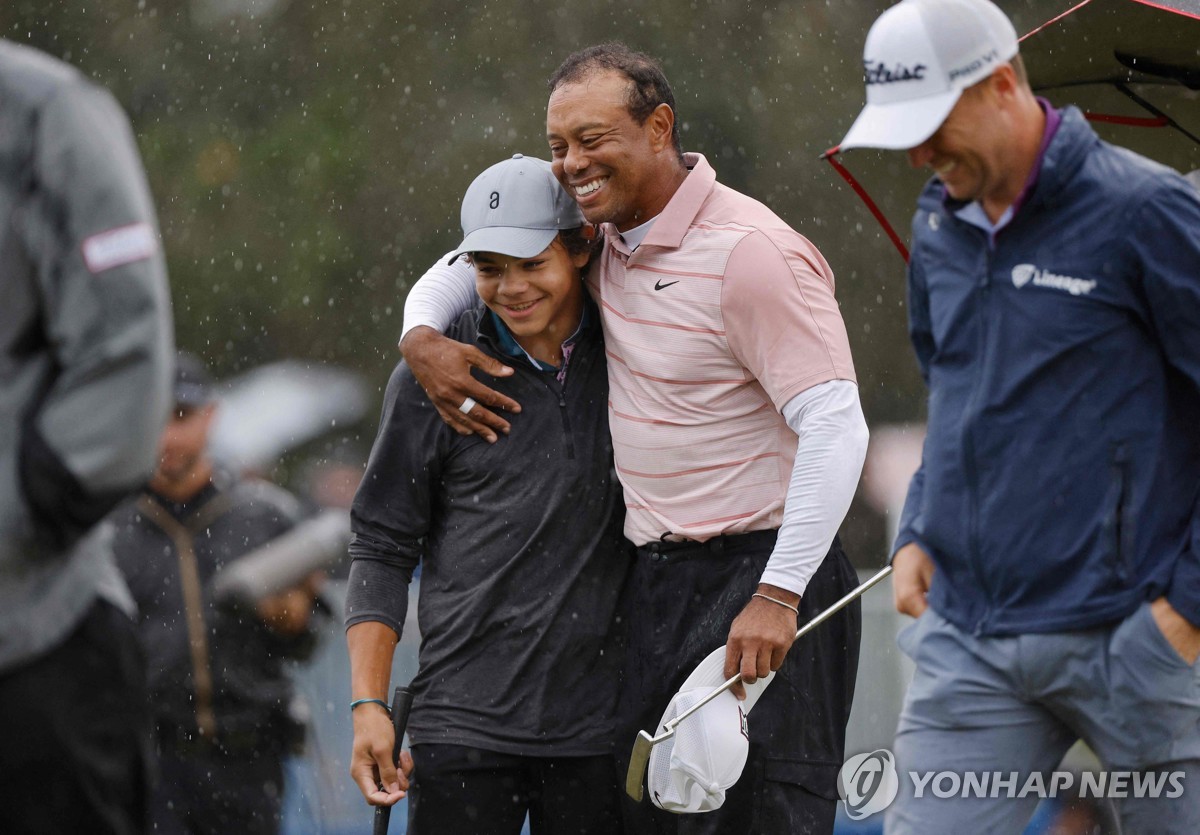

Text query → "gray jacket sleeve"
[16,75,173,551]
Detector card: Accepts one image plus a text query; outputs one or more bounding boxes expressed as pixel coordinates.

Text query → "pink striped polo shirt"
[588,153,856,546]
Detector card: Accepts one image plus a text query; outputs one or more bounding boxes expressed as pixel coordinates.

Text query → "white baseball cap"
[839,0,1019,151]
[449,154,584,263]
[647,647,776,813]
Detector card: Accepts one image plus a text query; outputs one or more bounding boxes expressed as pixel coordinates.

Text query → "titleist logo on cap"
[864,61,928,85]
[839,0,1020,152]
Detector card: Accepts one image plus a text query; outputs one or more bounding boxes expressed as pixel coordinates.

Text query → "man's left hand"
[1150,597,1200,665]
[724,584,800,699]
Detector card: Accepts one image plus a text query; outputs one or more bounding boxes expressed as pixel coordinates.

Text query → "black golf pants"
[617,531,862,835]
[407,744,622,835]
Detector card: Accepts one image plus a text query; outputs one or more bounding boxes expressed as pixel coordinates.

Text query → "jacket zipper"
[537,373,575,460]
[476,325,577,461]
[963,240,994,635]
[1110,443,1131,581]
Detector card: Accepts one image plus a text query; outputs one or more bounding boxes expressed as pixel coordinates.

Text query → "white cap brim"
[839,87,961,151]
[677,646,774,714]
[449,226,558,263]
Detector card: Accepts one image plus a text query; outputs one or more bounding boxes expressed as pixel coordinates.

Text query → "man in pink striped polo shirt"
[401,43,868,834]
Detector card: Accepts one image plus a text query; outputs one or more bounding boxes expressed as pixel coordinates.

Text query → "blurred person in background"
[300,440,367,514]
[110,352,326,835]
[279,440,369,833]
[346,155,632,834]
[0,40,174,834]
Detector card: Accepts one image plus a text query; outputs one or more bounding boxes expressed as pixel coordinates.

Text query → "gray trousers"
[886,602,1200,835]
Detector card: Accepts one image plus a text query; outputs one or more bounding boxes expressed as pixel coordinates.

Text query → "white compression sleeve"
[399,253,478,341]
[758,379,869,596]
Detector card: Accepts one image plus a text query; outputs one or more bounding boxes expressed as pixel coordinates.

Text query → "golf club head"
[620,566,895,805]
[625,729,659,801]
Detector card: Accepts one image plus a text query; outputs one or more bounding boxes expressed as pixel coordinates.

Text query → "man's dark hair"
[549,42,684,159]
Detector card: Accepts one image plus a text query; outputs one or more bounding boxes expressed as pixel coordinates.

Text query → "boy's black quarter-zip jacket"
[347,298,633,756]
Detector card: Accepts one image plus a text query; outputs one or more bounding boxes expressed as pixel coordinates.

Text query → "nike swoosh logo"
[654,279,679,291]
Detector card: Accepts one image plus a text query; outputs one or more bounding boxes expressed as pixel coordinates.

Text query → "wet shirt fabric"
[109,475,316,752]
[346,299,632,757]
[590,153,857,548]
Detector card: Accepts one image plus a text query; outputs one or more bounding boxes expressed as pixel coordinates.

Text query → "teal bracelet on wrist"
[350,697,391,715]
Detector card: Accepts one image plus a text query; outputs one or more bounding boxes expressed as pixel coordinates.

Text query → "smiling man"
[837,1,1200,832]
[546,67,685,229]
[400,43,869,834]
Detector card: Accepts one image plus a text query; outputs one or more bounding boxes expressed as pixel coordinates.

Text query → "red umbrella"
[826,0,1200,264]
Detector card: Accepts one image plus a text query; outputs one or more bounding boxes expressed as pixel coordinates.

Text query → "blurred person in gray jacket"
[0,40,174,834]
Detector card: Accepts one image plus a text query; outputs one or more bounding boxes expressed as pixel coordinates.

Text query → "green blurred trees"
[3,0,1048,560]
[5,1,907,383]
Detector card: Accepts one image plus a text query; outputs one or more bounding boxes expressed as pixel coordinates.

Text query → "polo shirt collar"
[619,215,658,250]
[602,152,716,254]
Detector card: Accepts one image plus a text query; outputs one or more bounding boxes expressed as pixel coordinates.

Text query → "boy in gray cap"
[346,155,631,834]
[838,1,1200,832]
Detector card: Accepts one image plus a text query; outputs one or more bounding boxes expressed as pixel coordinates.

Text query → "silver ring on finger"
[458,396,477,415]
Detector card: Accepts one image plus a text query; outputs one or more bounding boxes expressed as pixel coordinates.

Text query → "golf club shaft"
[663,565,894,733]
[372,686,414,835]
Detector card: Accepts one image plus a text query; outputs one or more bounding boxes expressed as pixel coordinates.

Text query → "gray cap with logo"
[449,154,584,263]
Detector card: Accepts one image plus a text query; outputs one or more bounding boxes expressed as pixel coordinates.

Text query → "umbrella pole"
[1114,82,1200,148]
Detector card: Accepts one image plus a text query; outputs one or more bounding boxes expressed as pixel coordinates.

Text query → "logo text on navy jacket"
[1011,264,1096,296]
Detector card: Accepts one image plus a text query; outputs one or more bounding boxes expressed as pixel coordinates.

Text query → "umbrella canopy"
[1022,0,1200,89]
[1021,0,1200,172]
[208,360,370,475]
[825,0,1200,265]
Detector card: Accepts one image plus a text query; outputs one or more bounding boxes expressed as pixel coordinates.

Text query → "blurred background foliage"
[5,0,1057,562]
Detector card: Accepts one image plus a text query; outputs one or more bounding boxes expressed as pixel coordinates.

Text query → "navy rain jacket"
[895,107,1200,636]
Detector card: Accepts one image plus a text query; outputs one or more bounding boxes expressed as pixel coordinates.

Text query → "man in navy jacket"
[839,1,1200,832]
